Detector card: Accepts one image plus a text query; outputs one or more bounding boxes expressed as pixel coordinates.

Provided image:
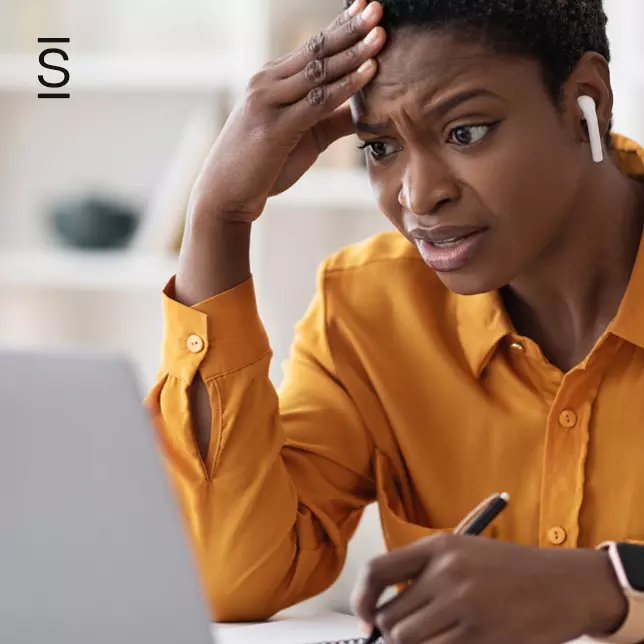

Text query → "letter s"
[39,48,70,88]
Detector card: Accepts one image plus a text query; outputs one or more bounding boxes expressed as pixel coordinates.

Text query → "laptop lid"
[0,349,213,644]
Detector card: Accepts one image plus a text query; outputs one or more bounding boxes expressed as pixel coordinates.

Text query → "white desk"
[213,610,365,644]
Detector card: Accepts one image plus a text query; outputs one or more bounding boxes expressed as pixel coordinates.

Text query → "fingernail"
[362,2,378,22]
[348,0,361,16]
[364,27,380,45]
[359,620,372,634]
[357,59,374,74]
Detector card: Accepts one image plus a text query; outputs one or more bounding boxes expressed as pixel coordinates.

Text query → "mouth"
[411,226,488,273]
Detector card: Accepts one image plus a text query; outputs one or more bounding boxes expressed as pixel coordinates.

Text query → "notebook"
[214,611,367,644]
[214,611,597,644]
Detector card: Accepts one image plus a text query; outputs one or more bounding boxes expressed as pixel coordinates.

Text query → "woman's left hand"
[351,533,627,644]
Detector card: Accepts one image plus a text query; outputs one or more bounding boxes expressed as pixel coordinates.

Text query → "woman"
[147,0,644,642]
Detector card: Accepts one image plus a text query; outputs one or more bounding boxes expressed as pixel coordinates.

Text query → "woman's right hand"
[189,0,386,226]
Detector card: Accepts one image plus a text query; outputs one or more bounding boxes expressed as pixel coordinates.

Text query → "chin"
[430,265,507,296]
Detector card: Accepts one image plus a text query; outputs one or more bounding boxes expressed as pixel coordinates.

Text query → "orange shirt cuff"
[161,276,270,382]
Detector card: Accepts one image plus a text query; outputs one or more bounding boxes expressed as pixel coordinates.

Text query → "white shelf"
[0,54,241,93]
[270,168,375,210]
[0,250,178,291]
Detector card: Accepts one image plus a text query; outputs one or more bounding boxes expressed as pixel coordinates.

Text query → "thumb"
[351,540,431,624]
[314,103,356,151]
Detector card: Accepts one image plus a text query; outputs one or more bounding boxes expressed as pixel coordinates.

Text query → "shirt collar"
[598,134,644,349]
[455,290,513,378]
[456,133,644,377]
[610,231,644,349]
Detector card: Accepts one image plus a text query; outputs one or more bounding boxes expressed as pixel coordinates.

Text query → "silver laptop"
[0,349,214,644]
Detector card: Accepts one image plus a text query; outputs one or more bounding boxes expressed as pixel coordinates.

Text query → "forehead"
[355,26,543,119]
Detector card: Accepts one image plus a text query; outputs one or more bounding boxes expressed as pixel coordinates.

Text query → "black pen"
[363,492,510,644]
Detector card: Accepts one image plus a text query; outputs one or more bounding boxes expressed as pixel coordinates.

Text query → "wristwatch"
[593,541,644,643]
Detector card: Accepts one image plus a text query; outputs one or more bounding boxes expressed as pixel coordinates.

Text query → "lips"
[411,225,488,273]
[412,225,487,246]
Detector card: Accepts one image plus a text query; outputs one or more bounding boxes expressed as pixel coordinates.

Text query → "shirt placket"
[537,337,620,549]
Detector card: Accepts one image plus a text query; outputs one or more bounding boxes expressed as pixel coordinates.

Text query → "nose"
[398,151,461,216]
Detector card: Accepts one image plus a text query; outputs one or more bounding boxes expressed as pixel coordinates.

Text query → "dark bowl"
[50,197,140,250]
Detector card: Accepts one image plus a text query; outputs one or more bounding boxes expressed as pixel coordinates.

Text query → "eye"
[448,124,495,147]
[358,140,400,160]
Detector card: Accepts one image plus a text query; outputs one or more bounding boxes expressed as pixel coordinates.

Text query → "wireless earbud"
[577,95,604,164]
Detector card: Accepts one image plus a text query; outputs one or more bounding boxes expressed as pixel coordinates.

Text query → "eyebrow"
[355,88,503,135]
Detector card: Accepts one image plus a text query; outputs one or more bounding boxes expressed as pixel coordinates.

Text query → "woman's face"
[354,27,588,295]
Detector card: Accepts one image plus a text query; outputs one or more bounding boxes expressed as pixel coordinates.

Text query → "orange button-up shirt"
[147,134,644,622]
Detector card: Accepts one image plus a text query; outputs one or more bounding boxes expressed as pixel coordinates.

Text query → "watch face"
[616,543,644,592]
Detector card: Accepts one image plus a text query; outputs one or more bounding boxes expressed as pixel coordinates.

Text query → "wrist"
[186,201,254,239]
[188,177,265,229]
[584,550,628,636]
[176,216,252,306]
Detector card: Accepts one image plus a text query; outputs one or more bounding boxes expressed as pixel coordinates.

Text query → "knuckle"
[454,580,479,615]
[390,623,413,644]
[441,550,468,580]
[306,31,326,59]
[245,86,269,111]
[339,74,355,94]
[345,43,361,62]
[304,59,327,84]
[343,17,360,36]
[331,12,347,30]
[429,531,454,552]
[307,85,328,107]
[246,70,266,91]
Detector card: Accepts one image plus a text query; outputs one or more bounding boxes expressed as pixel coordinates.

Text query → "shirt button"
[547,526,567,546]
[510,341,525,352]
[186,334,205,354]
[558,409,577,429]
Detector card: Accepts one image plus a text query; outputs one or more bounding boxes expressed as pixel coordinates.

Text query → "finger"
[275,26,386,106]
[351,540,433,625]
[421,623,469,644]
[275,1,383,80]
[379,599,460,644]
[339,0,367,23]
[262,0,366,71]
[372,579,433,636]
[290,59,378,130]
[311,104,356,152]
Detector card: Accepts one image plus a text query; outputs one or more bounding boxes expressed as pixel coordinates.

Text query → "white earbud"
[577,95,604,163]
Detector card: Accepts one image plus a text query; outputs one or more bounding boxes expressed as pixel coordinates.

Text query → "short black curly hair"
[348,0,610,105]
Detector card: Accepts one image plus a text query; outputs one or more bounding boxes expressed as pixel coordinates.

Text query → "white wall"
[605,0,644,143]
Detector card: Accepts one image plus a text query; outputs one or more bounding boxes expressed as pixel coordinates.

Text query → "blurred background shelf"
[0,251,177,291]
[0,0,642,398]
[270,169,374,209]
[0,54,238,93]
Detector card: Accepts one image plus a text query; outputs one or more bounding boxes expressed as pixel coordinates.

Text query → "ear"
[563,52,613,151]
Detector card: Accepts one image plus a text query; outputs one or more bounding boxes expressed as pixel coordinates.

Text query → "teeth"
[432,238,462,248]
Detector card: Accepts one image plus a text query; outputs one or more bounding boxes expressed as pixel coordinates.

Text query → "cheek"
[370,172,408,235]
[468,123,580,239]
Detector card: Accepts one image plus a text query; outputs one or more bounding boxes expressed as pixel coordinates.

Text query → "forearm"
[175,212,252,460]
[175,211,252,307]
